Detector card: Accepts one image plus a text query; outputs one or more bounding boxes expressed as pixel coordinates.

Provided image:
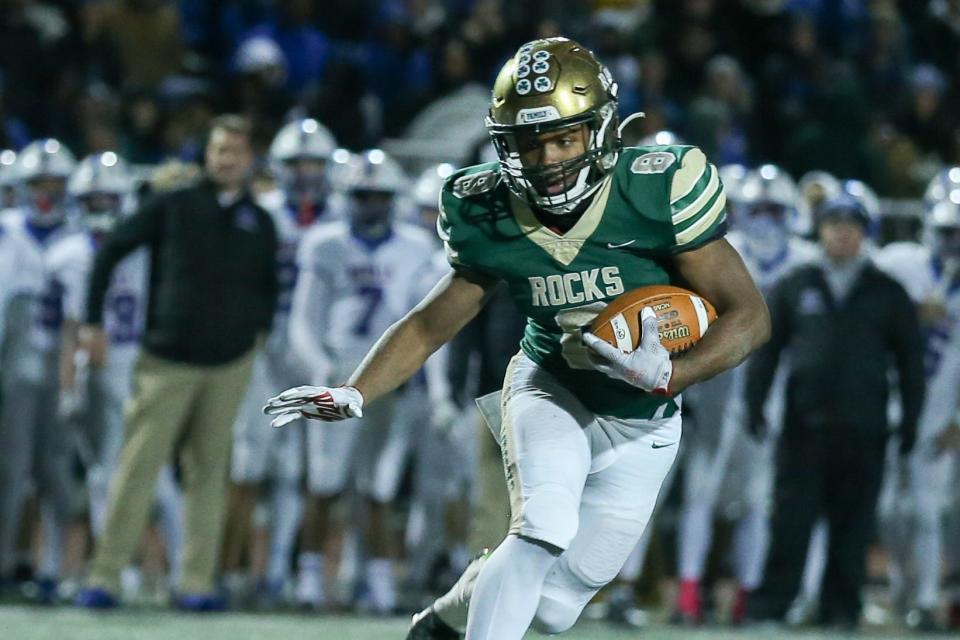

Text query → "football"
[589,285,718,355]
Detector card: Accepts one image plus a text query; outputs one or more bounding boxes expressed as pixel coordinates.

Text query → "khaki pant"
[87,348,255,594]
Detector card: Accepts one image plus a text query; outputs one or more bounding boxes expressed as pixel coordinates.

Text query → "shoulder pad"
[451,169,498,199]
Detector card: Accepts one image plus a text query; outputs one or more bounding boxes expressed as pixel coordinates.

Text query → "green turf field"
[0,605,918,640]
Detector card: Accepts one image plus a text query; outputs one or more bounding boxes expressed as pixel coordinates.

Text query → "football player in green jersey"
[265,37,769,639]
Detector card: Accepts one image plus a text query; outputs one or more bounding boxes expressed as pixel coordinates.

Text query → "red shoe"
[731,586,749,625]
[671,579,703,625]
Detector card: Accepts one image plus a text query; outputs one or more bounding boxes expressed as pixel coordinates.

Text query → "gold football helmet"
[486,37,620,214]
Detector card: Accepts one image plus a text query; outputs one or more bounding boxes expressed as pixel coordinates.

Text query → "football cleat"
[406,606,462,640]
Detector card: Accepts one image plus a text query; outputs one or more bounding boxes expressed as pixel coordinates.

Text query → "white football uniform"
[874,241,960,610]
[0,220,43,346]
[0,208,77,579]
[292,221,435,499]
[676,232,817,588]
[0,219,44,569]
[46,230,183,571]
[230,200,320,485]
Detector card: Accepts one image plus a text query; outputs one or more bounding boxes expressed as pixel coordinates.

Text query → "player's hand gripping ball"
[589,285,718,355]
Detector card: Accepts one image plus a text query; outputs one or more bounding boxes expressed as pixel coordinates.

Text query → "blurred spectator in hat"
[687,54,753,165]
[119,89,165,164]
[896,65,955,163]
[230,36,292,135]
[858,7,910,118]
[157,76,216,161]
[244,0,330,94]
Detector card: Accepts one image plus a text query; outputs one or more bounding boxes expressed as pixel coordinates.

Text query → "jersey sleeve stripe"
[437,197,464,266]
[669,147,708,205]
[671,164,719,225]
[675,191,726,246]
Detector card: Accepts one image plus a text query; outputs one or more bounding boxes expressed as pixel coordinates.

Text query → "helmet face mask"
[67,152,133,233]
[486,38,621,215]
[283,156,328,207]
[78,193,123,233]
[348,189,394,236]
[340,149,407,239]
[924,201,960,261]
[27,176,67,215]
[741,201,790,265]
[932,226,960,260]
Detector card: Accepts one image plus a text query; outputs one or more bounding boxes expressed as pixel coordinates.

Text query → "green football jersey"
[438,145,727,419]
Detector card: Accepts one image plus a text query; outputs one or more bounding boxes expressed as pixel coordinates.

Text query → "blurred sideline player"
[53,153,184,591]
[0,189,44,594]
[266,37,769,640]
[222,118,337,604]
[0,139,77,602]
[0,149,18,208]
[289,150,435,613]
[874,178,960,631]
[673,164,817,624]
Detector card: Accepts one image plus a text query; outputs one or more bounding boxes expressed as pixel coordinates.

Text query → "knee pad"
[568,517,642,589]
[532,593,580,635]
[518,486,579,551]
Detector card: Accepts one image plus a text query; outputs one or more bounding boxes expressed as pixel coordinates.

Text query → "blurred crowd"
[1,0,960,636]
[1,0,960,194]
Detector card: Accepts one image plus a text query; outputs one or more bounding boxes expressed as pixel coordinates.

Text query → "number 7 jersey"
[295,220,437,377]
[438,145,727,420]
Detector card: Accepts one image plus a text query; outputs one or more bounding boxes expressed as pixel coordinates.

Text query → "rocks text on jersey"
[528,267,624,307]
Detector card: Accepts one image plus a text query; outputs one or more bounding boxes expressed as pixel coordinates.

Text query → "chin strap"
[617,111,646,136]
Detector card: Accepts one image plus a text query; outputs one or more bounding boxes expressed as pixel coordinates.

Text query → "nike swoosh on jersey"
[607,240,636,249]
[651,441,676,449]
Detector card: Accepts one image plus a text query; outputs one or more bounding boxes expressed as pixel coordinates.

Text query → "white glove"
[582,307,673,394]
[262,385,364,428]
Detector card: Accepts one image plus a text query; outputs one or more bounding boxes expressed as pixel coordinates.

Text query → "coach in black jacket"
[745,196,925,628]
[78,116,277,611]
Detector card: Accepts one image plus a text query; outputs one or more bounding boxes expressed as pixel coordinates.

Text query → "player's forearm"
[346,310,442,404]
[669,299,770,392]
[347,270,494,404]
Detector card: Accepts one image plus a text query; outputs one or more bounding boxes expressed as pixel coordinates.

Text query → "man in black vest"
[77,115,278,611]
[745,196,925,628]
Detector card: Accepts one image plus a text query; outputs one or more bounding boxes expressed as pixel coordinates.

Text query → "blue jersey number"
[108,291,139,344]
[37,281,64,331]
[276,242,299,314]
[352,286,384,337]
[925,323,952,378]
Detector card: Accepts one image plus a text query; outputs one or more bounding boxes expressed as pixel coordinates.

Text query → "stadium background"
[1,0,959,638]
